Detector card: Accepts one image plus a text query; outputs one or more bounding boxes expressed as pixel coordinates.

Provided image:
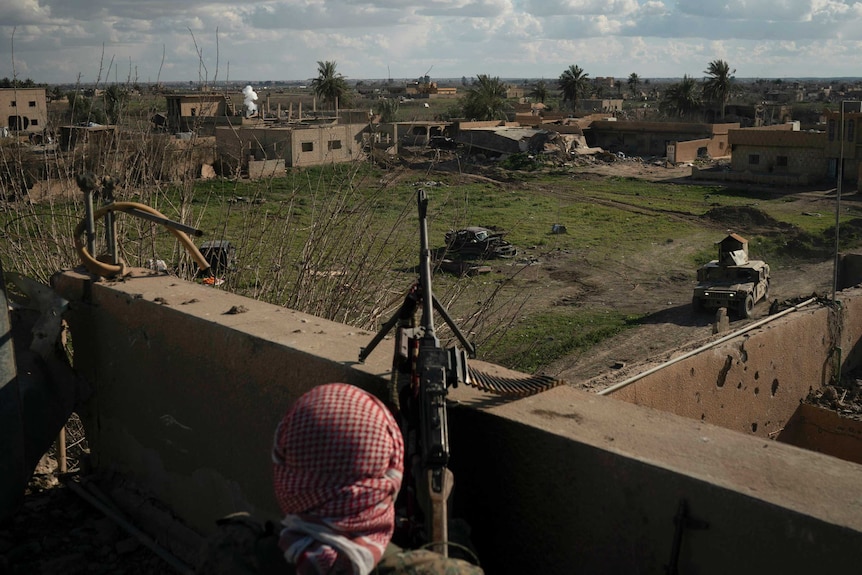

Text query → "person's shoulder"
[375,545,484,575]
[195,512,293,575]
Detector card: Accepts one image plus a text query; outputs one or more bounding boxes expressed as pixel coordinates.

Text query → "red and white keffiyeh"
[272,383,404,575]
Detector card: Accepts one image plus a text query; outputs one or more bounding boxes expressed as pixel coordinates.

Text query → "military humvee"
[692,233,770,319]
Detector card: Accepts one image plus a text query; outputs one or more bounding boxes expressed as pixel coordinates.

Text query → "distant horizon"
[26,76,862,89]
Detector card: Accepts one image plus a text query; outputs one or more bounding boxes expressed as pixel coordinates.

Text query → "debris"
[444,227,517,259]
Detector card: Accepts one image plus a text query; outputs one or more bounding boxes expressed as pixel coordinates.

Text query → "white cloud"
[0,0,53,24]
[523,0,640,17]
[1,0,862,82]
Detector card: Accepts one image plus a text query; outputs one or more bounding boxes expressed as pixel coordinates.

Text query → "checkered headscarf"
[272,383,404,575]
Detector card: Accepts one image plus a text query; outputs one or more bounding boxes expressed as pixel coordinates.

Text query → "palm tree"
[529,80,548,103]
[702,59,736,121]
[311,60,350,109]
[660,75,701,119]
[627,73,640,98]
[558,65,589,115]
[377,98,399,123]
[461,74,509,121]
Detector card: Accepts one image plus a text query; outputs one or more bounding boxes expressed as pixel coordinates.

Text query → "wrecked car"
[444,226,517,259]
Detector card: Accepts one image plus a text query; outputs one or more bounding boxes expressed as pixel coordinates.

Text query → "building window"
[28,101,36,107]
[10,101,15,107]
[848,120,855,142]
[31,119,38,126]
[327,140,342,150]
[301,142,314,152]
[829,119,836,141]
[776,156,788,167]
[748,154,760,165]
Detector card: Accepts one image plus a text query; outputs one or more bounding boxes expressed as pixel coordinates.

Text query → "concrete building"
[58,124,116,152]
[586,119,738,159]
[164,93,235,134]
[823,106,862,184]
[579,98,623,114]
[505,85,526,100]
[0,88,48,134]
[726,124,829,183]
[710,107,862,188]
[215,121,367,176]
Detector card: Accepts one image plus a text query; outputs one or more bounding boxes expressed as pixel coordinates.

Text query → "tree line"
[309,59,737,123]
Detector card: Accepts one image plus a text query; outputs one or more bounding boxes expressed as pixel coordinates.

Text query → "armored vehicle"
[692,234,770,319]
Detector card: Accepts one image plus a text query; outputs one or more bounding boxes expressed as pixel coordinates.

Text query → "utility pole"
[833,100,861,301]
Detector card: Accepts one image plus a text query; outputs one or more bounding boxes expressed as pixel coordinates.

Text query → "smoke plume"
[242,85,258,115]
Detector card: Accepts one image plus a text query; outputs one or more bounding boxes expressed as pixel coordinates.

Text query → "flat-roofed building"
[0,88,48,133]
[215,122,367,176]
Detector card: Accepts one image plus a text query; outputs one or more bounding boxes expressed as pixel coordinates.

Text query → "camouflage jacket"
[195,513,484,575]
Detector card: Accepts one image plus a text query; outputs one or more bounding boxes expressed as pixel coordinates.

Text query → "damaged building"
[215,121,368,178]
[454,124,586,157]
[164,93,237,135]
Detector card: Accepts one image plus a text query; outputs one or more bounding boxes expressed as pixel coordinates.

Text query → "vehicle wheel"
[743,294,754,319]
[692,296,703,313]
[763,280,770,302]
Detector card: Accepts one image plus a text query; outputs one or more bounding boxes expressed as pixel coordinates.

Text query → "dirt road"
[483,160,841,390]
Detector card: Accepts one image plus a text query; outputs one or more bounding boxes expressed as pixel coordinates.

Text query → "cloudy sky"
[0,0,859,85]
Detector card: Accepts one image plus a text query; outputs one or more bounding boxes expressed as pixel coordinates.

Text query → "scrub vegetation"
[3,144,860,374]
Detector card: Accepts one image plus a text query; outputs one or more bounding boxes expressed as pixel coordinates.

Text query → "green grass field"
[4,160,861,372]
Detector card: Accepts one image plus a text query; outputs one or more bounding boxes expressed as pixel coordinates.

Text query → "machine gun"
[359,189,564,557]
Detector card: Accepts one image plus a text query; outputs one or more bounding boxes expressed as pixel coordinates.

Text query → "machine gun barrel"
[415,189,453,554]
[417,189,436,338]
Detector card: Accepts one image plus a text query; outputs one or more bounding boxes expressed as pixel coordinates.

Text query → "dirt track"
[448,159,843,390]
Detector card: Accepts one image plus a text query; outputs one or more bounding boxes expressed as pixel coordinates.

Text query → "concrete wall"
[608,301,843,438]
[248,159,286,180]
[53,270,390,529]
[779,403,862,464]
[670,138,714,163]
[691,166,815,186]
[51,270,862,574]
